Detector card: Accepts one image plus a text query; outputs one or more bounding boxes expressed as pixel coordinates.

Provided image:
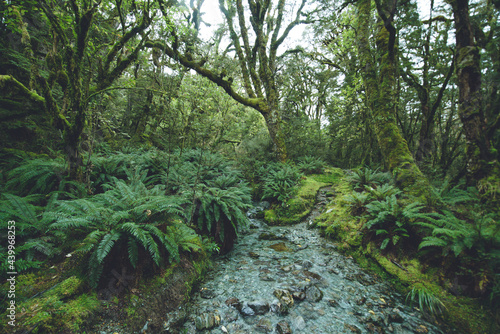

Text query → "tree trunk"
[447,0,493,183]
[263,106,287,162]
[357,0,432,199]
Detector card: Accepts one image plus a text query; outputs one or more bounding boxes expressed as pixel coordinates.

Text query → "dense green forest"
[0,0,499,333]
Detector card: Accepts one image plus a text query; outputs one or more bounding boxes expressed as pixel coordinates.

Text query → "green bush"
[344,191,372,215]
[191,183,251,252]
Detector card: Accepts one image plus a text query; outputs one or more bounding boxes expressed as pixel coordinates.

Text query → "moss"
[263,175,330,225]
[312,169,497,333]
[11,276,100,334]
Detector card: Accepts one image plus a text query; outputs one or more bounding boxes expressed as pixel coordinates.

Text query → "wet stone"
[256,318,273,333]
[226,297,241,309]
[344,323,362,333]
[248,300,270,315]
[301,260,314,269]
[259,232,284,240]
[293,315,306,330]
[194,312,220,330]
[292,291,306,301]
[200,288,217,299]
[328,299,338,307]
[240,303,256,316]
[303,270,322,281]
[269,242,293,252]
[305,285,324,302]
[389,309,404,323]
[223,308,239,324]
[276,321,293,334]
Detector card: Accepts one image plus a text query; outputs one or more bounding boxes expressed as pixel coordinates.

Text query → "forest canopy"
[0,0,499,332]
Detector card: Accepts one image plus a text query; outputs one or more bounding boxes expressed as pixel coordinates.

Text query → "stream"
[170,188,449,334]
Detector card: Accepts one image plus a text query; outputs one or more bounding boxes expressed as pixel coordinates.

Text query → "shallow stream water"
[174,189,449,334]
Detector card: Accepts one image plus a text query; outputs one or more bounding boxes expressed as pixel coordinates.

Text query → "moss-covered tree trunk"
[356,0,431,199]
[447,0,496,184]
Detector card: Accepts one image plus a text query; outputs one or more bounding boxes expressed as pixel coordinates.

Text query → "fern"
[344,191,372,215]
[347,167,392,191]
[50,172,189,287]
[365,183,402,201]
[0,193,61,278]
[297,156,325,175]
[192,183,251,252]
[418,211,500,258]
[260,162,303,203]
[365,195,433,250]
[6,158,67,196]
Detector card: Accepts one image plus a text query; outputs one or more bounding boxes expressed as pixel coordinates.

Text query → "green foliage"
[193,184,251,243]
[365,195,432,250]
[5,157,84,196]
[406,284,446,316]
[296,155,326,175]
[418,211,500,258]
[432,181,480,207]
[260,162,303,203]
[50,172,190,287]
[0,193,61,278]
[344,191,371,215]
[347,167,392,191]
[365,183,402,200]
[90,147,170,192]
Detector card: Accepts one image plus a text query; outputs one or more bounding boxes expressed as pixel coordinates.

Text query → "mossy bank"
[311,169,499,333]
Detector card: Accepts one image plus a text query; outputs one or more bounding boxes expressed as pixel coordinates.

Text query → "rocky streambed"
[170,189,448,334]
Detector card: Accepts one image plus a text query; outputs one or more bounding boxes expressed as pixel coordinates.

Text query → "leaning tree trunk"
[356,0,432,199]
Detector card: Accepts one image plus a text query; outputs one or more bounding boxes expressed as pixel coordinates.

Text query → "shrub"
[344,192,372,215]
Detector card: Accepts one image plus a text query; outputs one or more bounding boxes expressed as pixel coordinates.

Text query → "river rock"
[200,288,217,299]
[305,285,323,302]
[256,318,273,333]
[276,321,292,334]
[292,291,306,301]
[248,300,270,315]
[300,260,314,269]
[293,315,306,330]
[273,289,294,314]
[240,303,256,316]
[226,297,241,309]
[194,312,220,330]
